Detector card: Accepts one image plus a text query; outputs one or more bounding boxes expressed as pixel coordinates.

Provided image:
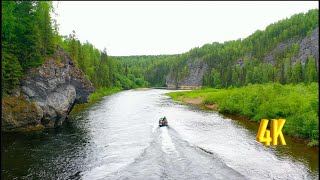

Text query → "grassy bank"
[166,83,319,146]
[71,87,122,114]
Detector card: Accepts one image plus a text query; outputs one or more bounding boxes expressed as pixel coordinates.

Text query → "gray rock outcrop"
[166,27,318,88]
[2,46,94,132]
[166,59,208,89]
[263,27,319,67]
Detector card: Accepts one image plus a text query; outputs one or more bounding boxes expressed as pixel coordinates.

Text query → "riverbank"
[166,83,319,146]
[71,87,122,114]
[71,87,152,114]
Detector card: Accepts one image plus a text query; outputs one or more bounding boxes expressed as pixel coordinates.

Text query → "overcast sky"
[53,1,318,56]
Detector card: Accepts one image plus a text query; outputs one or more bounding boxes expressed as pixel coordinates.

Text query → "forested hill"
[114,9,319,88]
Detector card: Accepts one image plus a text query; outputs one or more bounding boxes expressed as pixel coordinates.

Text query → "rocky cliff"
[263,27,319,68]
[2,46,94,132]
[235,28,319,69]
[166,59,208,89]
[168,27,319,88]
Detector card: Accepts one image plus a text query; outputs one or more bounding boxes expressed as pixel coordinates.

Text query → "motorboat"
[159,117,168,127]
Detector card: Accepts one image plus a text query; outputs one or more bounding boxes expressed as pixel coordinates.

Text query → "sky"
[53,1,318,56]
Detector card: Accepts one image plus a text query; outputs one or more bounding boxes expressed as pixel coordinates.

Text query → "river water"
[1,89,318,179]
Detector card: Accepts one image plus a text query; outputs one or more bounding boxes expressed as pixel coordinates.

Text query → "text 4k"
[256,119,286,146]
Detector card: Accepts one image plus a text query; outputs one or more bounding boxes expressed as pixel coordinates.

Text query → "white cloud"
[53,1,318,56]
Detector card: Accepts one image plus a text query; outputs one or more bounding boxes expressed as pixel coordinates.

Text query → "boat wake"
[102,126,246,180]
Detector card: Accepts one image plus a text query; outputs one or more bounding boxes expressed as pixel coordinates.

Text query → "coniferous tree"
[291,60,303,83]
[36,1,55,56]
[2,50,23,96]
[284,58,292,84]
[14,1,43,69]
[305,56,318,83]
[211,69,221,88]
[232,65,240,87]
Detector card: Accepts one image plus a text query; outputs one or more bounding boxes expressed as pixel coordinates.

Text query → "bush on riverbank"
[166,83,319,146]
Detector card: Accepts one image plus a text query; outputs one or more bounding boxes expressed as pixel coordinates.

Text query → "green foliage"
[211,69,221,88]
[35,1,56,56]
[305,56,318,83]
[114,54,184,87]
[2,1,56,95]
[167,83,319,143]
[307,140,319,147]
[291,60,303,83]
[1,48,23,96]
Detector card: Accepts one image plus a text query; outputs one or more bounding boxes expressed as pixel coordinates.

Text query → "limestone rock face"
[2,46,94,132]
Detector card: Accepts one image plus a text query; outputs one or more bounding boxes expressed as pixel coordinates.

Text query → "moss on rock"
[2,95,44,132]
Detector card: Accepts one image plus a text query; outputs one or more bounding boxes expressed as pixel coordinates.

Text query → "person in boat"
[163,116,167,125]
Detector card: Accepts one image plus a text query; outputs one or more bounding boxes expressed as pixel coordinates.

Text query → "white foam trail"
[160,128,179,157]
[152,122,158,133]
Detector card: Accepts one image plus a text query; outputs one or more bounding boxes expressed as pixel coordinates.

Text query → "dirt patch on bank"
[183,97,219,110]
[184,97,204,104]
[133,88,150,91]
[204,104,219,110]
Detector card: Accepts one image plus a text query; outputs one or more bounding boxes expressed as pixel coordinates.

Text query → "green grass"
[168,88,221,101]
[71,87,122,114]
[89,87,122,103]
[166,83,319,146]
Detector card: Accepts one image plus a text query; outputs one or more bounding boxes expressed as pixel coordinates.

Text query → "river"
[1,89,318,179]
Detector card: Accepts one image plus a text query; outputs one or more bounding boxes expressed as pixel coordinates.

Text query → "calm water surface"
[2,89,318,179]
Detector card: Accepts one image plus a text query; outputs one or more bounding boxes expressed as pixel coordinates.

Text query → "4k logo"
[256,119,286,146]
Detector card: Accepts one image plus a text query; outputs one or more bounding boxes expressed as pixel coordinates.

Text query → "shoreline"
[170,95,317,147]
[178,96,220,111]
[70,87,122,114]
